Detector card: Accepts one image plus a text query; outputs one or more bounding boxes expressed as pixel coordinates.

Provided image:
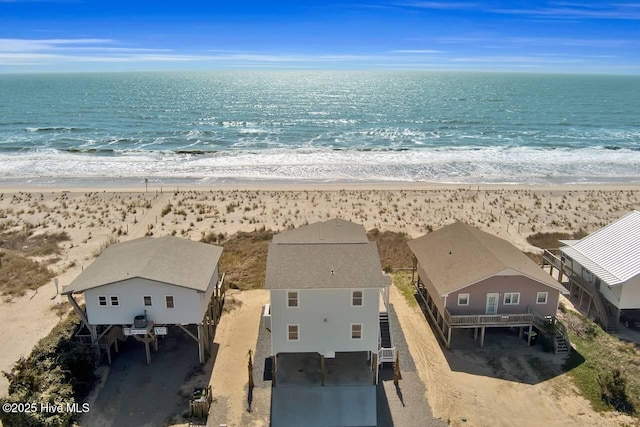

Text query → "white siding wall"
[270,288,380,356]
[619,275,640,309]
[84,278,204,325]
[197,265,219,316]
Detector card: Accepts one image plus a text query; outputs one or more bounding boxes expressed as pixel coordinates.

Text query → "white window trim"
[503,292,520,305]
[165,295,175,309]
[287,291,299,308]
[457,293,470,306]
[98,295,107,307]
[143,295,152,306]
[287,324,299,341]
[350,323,363,340]
[536,292,548,304]
[109,295,120,307]
[351,289,364,307]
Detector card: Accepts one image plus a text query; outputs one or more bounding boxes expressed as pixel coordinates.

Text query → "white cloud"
[399,1,479,10]
[390,49,445,54]
[0,38,115,52]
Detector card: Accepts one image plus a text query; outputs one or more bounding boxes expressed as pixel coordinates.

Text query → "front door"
[486,293,499,315]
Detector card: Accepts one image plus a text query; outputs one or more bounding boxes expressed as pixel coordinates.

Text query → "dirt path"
[389,284,633,427]
[0,265,84,397]
[207,289,270,427]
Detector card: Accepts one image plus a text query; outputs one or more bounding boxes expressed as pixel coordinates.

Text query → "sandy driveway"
[389,283,634,427]
[206,289,270,427]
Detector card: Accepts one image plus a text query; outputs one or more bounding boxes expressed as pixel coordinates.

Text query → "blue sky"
[1,1,639,73]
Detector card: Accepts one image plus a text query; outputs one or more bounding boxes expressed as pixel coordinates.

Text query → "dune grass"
[562,310,639,416]
[216,229,274,290]
[0,252,54,296]
[526,229,588,250]
[392,271,418,307]
[366,229,413,271]
[0,229,69,296]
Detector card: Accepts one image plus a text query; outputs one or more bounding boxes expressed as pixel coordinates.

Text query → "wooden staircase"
[379,312,392,348]
[554,333,569,354]
[378,312,396,364]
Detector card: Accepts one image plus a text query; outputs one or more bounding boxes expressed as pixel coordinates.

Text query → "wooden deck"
[542,249,616,332]
[445,311,534,327]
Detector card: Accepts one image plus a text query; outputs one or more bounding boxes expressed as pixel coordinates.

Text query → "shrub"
[598,369,633,414]
[0,313,97,427]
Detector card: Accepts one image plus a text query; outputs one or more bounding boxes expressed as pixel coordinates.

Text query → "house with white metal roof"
[62,236,225,364]
[559,210,640,326]
[264,218,394,387]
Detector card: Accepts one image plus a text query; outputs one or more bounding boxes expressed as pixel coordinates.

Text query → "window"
[143,296,152,306]
[109,296,119,307]
[98,296,107,307]
[287,291,298,308]
[351,324,363,340]
[287,324,299,341]
[457,293,470,306]
[536,292,548,304]
[352,290,363,307]
[165,295,175,308]
[503,293,520,305]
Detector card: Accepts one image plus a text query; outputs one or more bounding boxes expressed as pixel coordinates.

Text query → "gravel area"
[207,309,272,427]
[206,298,445,426]
[377,304,447,427]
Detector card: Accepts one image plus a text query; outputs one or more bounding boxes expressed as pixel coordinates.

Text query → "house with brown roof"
[62,236,225,364]
[408,221,568,350]
[264,218,394,384]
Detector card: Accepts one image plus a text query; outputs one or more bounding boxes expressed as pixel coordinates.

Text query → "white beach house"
[62,236,225,364]
[558,210,640,328]
[264,218,393,386]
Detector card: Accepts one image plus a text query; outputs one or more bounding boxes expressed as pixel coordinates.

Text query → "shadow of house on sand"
[412,292,585,385]
[80,325,219,427]
[441,325,583,385]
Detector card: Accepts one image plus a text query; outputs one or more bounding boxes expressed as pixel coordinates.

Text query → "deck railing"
[542,249,610,331]
[445,310,534,327]
[378,347,396,364]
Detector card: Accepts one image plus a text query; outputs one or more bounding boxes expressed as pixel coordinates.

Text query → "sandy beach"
[1,183,639,426]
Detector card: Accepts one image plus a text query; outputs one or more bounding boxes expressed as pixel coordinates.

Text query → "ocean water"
[0,71,639,186]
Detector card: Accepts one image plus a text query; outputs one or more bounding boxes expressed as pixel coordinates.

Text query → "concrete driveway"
[80,326,204,427]
[271,385,377,427]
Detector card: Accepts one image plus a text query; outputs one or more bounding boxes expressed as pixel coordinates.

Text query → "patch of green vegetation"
[562,311,639,416]
[0,312,97,427]
[392,271,417,307]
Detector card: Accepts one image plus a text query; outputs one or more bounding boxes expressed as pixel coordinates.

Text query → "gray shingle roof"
[62,236,223,294]
[273,218,369,244]
[266,219,389,290]
[408,221,566,296]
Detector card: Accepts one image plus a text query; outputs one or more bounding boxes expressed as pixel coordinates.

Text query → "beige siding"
[446,275,560,317]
